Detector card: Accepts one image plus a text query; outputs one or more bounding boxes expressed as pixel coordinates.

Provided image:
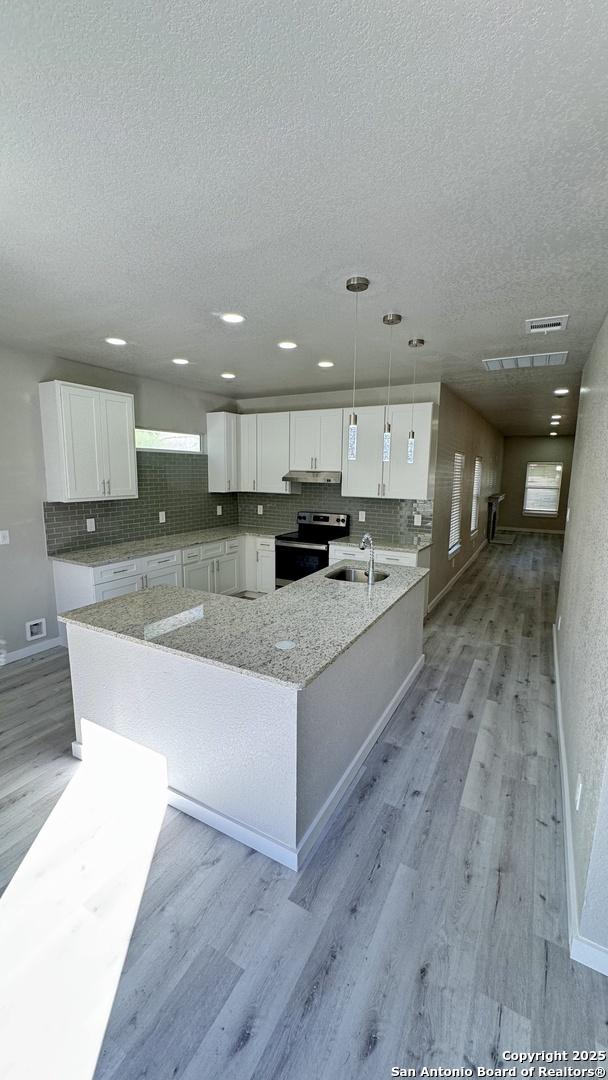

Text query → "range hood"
[282,469,342,484]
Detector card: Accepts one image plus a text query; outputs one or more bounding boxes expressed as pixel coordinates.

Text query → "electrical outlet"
[158,511,166,524]
[86,518,95,532]
[575,774,583,812]
[0,530,9,545]
[216,505,222,516]
[557,615,562,631]
[257,505,264,515]
[414,513,422,527]
[358,510,366,523]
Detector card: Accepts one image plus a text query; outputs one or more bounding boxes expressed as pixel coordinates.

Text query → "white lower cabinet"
[94,576,141,602]
[183,559,215,592]
[215,553,240,594]
[256,550,275,593]
[146,565,183,588]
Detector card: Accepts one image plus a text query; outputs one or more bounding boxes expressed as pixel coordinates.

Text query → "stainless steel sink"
[325,567,389,583]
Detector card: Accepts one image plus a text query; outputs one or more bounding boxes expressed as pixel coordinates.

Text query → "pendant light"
[407,337,425,464]
[382,312,402,462]
[345,276,370,460]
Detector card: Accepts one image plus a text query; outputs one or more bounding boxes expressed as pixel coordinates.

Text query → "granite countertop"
[59,560,428,689]
[49,525,281,567]
[329,533,433,553]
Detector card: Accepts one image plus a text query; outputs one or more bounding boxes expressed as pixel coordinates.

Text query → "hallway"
[1,534,607,1077]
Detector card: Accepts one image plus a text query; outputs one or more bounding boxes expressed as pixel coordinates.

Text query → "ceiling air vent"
[525,315,569,334]
[482,352,568,371]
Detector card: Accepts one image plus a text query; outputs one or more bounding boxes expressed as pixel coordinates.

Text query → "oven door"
[275,540,329,586]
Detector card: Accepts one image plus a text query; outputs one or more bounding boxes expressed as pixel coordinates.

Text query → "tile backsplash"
[44,455,433,555]
[44,451,238,555]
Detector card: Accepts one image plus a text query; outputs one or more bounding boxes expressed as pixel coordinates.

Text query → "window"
[470,456,482,534]
[135,429,202,453]
[449,452,465,555]
[523,461,563,516]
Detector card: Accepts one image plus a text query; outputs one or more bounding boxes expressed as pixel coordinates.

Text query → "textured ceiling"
[2,1,608,436]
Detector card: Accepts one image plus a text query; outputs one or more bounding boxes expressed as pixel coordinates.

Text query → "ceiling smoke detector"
[482,352,568,371]
[525,315,569,334]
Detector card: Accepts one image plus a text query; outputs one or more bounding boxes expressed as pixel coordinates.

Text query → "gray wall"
[500,436,574,532]
[555,310,608,946]
[429,386,503,605]
[0,346,230,656]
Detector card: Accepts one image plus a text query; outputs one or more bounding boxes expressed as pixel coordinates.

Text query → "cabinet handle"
[253,479,256,491]
[112,567,129,575]
[107,479,111,495]
[155,557,172,564]
[227,479,230,491]
[101,479,106,495]
[383,483,386,496]
[377,483,381,496]
[315,457,318,469]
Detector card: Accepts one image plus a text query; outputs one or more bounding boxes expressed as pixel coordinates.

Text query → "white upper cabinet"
[340,405,386,497]
[39,381,138,502]
[256,412,291,494]
[383,402,434,500]
[237,413,257,492]
[340,402,434,499]
[207,412,238,492]
[289,409,342,471]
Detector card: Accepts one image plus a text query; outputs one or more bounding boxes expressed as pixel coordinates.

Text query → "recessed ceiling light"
[318,360,334,368]
[172,358,189,365]
[105,337,127,346]
[553,388,569,396]
[550,420,560,426]
[221,372,236,380]
[549,432,558,437]
[551,414,562,420]
[278,341,297,350]
[220,313,245,324]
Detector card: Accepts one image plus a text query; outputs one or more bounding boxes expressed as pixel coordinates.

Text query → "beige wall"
[236,381,442,413]
[0,347,231,657]
[500,436,574,532]
[429,385,503,606]
[555,309,608,947]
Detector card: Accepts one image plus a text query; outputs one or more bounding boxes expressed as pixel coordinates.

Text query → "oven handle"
[275,540,329,552]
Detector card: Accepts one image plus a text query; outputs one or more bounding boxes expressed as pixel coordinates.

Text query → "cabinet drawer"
[330,546,364,562]
[183,545,203,563]
[376,549,417,567]
[225,537,241,554]
[93,559,141,583]
[201,540,226,559]
[141,550,181,572]
[256,537,275,552]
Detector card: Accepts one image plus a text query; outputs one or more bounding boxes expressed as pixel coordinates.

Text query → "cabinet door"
[289,411,320,470]
[238,414,257,491]
[183,560,215,592]
[340,406,385,497]
[256,412,291,494]
[384,402,434,500]
[207,413,238,492]
[256,549,276,593]
[215,553,240,594]
[60,384,105,500]
[146,565,183,588]
[318,409,343,470]
[100,392,138,499]
[94,576,141,602]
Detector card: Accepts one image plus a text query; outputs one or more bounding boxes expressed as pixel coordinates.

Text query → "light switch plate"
[414,513,422,527]
[358,510,366,523]
[257,505,264,515]
[158,511,166,523]
[86,518,96,533]
[216,505,222,516]
[0,530,10,545]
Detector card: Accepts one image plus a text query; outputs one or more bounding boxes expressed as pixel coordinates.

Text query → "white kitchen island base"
[64,567,426,870]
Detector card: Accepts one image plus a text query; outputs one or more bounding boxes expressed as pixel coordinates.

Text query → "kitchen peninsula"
[61,560,427,869]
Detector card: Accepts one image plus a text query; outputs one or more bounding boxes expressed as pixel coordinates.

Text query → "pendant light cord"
[411,350,417,428]
[387,324,393,410]
[352,292,358,413]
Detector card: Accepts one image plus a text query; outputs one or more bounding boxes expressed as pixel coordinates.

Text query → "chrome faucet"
[360,532,375,590]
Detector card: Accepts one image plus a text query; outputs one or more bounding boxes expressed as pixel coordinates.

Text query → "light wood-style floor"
[2,534,607,1077]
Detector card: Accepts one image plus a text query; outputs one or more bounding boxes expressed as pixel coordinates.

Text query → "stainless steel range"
[274,511,350,588]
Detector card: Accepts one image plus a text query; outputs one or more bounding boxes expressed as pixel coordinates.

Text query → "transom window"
[449,452,465,555]
[523,461,563,516]
[135,429,202,453]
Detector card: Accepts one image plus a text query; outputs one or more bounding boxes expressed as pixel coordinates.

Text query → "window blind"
[470,456,482,533]
[449,452,465,554]
[523,462,563,515]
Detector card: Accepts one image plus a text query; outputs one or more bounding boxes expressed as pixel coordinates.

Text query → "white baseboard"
[499,526,565,535]
[4,637,65,664]
[552,624,608,976]
[427,540,487,614]
[71,653,426,872]
[296,653,426,868]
